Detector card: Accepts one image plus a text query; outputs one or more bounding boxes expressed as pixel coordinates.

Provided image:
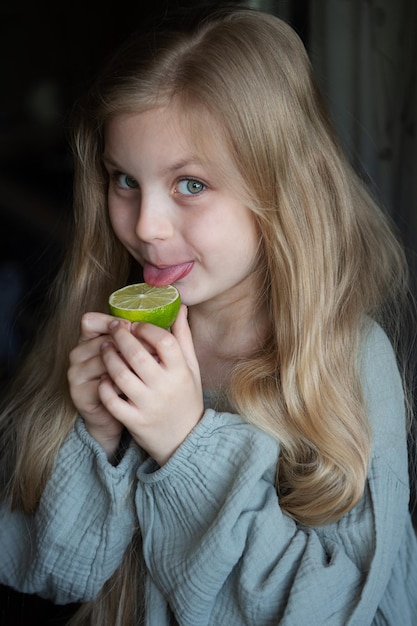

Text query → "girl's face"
[104,106,260,312]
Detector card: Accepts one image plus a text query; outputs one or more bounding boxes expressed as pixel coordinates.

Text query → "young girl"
[1,7,416,625]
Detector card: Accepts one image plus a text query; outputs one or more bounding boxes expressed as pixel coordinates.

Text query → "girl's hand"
[98,305,204,466]
[68,312,125,460]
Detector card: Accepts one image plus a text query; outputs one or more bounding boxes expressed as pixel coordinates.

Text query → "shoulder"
[361,319,399,365]
[360,320,408,480]
[359,320,404,412]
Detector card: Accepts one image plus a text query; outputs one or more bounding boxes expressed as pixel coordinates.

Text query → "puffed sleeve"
[0,418,143,604]
[135,323,417,625]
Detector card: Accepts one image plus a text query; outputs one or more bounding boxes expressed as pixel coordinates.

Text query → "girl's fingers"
[98,350,159,434]
[68,335,108,393]
[100,340,152,397]
[109,323,163,381]
[69,314,123,375]
[98,375,139,423]
[68,354,104,386]
[129,307,198,373]
[170,305,200,372]
[79,312,130,342]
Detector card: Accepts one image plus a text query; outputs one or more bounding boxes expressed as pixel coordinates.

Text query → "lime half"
[109,283,181,329]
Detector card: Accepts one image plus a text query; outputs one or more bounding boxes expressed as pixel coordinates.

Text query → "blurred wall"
[310,0,417,265]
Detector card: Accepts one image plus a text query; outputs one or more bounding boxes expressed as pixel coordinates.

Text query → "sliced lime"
[109,283,181,329]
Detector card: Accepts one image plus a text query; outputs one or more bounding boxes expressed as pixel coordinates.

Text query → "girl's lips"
[143,261,194,286]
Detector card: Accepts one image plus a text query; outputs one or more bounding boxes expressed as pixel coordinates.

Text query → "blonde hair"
[0,7,411,623]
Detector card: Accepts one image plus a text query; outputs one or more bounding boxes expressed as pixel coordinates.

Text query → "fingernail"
[109,320,120,330]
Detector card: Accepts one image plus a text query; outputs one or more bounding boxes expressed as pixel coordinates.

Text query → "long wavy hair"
[0,7,412,623]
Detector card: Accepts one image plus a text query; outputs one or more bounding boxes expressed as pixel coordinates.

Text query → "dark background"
[0,1,415,624]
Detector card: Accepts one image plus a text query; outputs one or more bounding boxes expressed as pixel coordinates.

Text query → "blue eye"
[177,179,206,195]
[117,173,138,189]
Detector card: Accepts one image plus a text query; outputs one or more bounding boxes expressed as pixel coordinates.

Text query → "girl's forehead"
[106,105,235,170]
[108,102,224,146]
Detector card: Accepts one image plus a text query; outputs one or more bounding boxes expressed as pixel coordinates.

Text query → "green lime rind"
[108,283,181,329]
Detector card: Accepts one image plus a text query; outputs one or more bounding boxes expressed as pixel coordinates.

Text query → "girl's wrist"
[85,424,123,463]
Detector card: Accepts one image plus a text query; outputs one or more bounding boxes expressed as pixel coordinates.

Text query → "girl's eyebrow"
[102,154,205,174]
[161,158,207,176]
[102,154,120,168]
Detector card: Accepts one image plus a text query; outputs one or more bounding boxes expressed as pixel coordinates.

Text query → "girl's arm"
[135,322,417,625]
[0,305,202,604]
[0,418,143,604]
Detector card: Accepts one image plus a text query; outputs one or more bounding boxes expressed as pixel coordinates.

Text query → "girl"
[1,6,416,625]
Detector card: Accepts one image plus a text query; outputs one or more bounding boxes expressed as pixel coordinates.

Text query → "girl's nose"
[135,196,174,243]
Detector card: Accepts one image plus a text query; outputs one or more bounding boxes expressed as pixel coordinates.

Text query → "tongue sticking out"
[143,262,193,287]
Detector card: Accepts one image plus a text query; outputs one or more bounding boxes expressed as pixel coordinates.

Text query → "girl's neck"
[188,298,269,390]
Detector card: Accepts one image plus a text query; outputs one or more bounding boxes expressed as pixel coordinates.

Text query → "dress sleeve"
[135,323,415,626]
[0,418,143,604]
